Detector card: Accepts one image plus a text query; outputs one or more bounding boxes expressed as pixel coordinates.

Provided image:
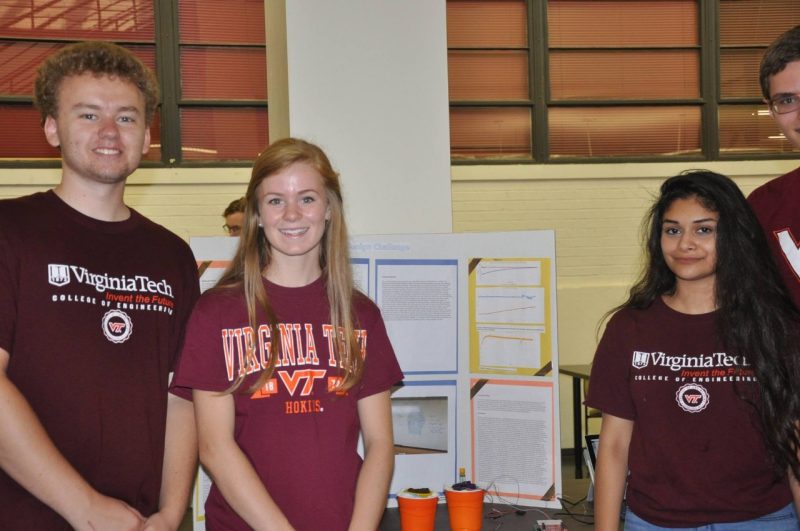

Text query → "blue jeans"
[624,504,800,530]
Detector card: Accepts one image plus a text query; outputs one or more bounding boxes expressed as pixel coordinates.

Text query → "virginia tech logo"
[48,264,70,287]
[102,309,133,343]
[631,351,650,369]
[676,383,709,413]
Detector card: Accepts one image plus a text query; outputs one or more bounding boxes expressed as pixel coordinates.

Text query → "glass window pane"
[446,0,527,48]
[0,42,61,96]
[448,50,528,101]
[720,48,764,99]
[550,50,699,100]
[0,2,271,164]
[180,107,268,161]
[720,0,800,46]
[548,1,698,47]
[179,0,265,45]
[0,1,154,41]
[450,107,531,159]
[549,106,701,157]
[0,105,58,158]
[180,46,267,100]
[0,42,155,98]
[719,104,799,155]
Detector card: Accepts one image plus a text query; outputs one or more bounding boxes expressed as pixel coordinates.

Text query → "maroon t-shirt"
[171,277,403,531]
[748,166,800,308]
[586,297,791,527]
[0,191,199,529]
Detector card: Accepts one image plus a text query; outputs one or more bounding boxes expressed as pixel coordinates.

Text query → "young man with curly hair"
[0,41,199,530]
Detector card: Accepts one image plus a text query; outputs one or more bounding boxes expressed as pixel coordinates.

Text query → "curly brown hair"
[33,41,159,126]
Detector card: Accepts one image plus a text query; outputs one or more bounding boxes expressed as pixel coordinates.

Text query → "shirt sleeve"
[584,310,636,420]
[168,242,201,373]
[356,301,403,400]
[170,291,238,400]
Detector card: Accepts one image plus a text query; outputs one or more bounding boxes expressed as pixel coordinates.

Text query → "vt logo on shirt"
[776,229,800,280]
[632,351,650,369]
[220,322,367,408]
[676,383,710,413]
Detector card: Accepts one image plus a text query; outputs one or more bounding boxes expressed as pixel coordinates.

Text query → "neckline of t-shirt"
[656,295,716,322]
[45,189,142,234]
[262,274,325,297]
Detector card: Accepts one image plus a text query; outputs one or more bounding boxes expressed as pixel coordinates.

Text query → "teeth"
[95,148,120,155]
[281,228,307,235]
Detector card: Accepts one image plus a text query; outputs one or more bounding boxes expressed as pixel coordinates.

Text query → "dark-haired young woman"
[587,171,800,530]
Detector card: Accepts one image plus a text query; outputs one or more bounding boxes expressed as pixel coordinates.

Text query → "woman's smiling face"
[256,161,331,270]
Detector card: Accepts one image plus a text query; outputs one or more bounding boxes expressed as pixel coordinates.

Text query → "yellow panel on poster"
[468,258,552,375]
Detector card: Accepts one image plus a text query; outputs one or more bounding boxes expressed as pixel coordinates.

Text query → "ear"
[43,116,60,148]
[325,205,331,221]
[764,99,776,120]
[141,127,151,155]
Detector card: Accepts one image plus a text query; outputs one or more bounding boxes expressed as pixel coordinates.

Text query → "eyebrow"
[770,91,799,99]
[662,217,718,224]
[264,188,321,195]
[70,103,141,114]
[117,106,141,114]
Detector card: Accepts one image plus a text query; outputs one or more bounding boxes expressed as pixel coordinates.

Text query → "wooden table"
[558,364,592,479]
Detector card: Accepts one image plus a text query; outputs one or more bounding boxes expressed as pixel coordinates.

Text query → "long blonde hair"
[217,138,364,393]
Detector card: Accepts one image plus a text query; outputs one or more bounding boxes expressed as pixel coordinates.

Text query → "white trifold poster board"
[188,231,562,530]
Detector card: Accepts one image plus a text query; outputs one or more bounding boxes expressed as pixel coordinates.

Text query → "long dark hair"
[619,170,800,478]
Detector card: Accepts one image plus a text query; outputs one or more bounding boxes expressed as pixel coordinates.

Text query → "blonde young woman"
[172,138,403,531]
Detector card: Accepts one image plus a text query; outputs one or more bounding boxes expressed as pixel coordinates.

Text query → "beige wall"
[3,159,796,447]
[0,168,250,241]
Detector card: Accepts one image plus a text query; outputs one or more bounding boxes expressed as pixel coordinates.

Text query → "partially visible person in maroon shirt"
[749,25,800,308]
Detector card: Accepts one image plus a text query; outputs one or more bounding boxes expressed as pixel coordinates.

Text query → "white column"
[283,0,453,234]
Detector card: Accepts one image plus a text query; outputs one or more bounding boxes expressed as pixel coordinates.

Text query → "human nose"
[283,201,301,221]
[98,117,119,138]
[678,231,696,250]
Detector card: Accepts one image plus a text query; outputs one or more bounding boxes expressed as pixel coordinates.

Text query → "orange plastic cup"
[397,492,438,531]
[444,487,484,531]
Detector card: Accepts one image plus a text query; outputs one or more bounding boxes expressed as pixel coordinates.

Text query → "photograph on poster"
[388,381,457,505]
[392,396,448,454]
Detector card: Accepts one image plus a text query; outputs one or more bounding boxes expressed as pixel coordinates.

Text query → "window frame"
[0,1,267,169]
[449,0,797,165]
